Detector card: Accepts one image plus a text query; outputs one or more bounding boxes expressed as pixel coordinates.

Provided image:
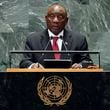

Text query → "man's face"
[45,5,68,35]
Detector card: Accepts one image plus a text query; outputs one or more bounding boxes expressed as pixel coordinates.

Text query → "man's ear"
[45,15,48,20]
[45,16,47,21]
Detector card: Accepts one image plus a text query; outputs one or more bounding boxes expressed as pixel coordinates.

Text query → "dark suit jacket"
[19,29,92,68]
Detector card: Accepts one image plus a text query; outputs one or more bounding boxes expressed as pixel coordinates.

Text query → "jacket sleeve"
[78,36,93,67]
[19,35,34,68]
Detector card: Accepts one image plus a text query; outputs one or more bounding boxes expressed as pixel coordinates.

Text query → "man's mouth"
[52,26,59,30]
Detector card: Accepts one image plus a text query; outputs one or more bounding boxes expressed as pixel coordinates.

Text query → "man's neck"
[48,29,64,38]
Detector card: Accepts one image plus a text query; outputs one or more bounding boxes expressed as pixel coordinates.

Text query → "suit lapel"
[61,29,72,59]
[40,29,51,50]
[40,29,54,59]
[62,29,72,49]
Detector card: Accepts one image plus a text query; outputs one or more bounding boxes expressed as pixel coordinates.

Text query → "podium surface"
[7,68,103,72]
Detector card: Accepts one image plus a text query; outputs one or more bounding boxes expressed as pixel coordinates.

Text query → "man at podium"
[19,3,93,69]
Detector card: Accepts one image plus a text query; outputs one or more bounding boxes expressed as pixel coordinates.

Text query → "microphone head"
[65,42,68,45]
[60,35,63,39]
[50,36,53,40]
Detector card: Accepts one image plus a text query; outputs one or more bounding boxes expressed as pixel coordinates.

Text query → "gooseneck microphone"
[60,35,72,60]
[37,37,53,66]
[60,36,68,50]
[43,37,53,50]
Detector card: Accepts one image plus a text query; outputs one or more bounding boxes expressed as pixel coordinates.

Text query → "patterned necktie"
[52,37,61,59]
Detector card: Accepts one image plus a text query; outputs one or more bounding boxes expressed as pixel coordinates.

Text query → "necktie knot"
[53,37,58,43]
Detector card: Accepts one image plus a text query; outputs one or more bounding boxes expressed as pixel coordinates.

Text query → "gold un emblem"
[37,75,72,106]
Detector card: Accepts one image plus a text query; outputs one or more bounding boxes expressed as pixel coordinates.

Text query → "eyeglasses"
[47,14,66,21]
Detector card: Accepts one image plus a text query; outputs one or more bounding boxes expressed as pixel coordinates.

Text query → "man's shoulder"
[65,29,86,39]
[27,29,47,40]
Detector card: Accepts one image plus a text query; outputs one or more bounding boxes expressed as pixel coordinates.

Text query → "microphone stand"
[37,37,53,67]
[60,36,72,60]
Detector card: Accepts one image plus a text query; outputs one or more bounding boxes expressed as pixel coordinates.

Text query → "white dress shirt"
[48,29,64,51]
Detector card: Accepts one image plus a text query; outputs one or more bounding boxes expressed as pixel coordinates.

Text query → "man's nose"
[53,16,59,22]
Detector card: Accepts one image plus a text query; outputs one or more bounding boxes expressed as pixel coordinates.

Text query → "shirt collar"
[48,29,64,38]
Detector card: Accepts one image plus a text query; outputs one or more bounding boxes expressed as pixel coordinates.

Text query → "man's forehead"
[47,5,66,14]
